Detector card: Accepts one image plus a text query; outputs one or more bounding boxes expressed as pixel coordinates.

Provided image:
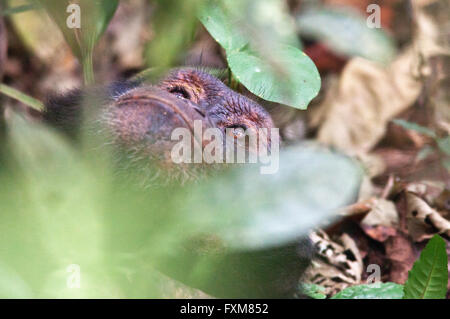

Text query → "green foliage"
[296,6,396,63]
[226,46,321,110]
[0,83,44,111]
[331,283,404,299]
[146,0,202,69]
[199,0,321,109]
[35,0,119,84]
[403,235,448,299]
[0,113,363,297]
[181,145,362,250]
[301,283,327,299]
[0,262,34,298]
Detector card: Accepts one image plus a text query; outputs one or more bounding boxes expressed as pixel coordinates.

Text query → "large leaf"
[198,2,247,52]
[403,235,448,299]
[331,283,404,299]
[227,46,321,109]
[296,6,396,64]
[199,0,320,109]
[181,144,362,250]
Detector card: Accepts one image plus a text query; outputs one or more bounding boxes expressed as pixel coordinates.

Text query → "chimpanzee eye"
[168,86,191,100]
[225,124,248,139]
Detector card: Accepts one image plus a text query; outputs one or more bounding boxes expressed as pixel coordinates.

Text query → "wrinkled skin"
[43,68,313,298]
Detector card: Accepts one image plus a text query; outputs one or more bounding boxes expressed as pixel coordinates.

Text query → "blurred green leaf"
[296,6,396,63]
[1,3,40,16]
[0,262,34,298]
[403,235,448,299]
[0,114,204,297]
[182,144,362,250]
[331,283,404,299]
[35,0,119,84]
[146,0,201,68]
[392,119,437,139]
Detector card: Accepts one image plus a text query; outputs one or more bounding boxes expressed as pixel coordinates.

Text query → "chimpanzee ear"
[43,89,84,138]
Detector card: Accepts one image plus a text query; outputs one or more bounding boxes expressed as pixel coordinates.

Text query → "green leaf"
[199,0,320,109]
[199,0,300,51]
[332,283,404,299]
[0,83,44,111]
[296,7,396,63]
[300,283,327,299]
[392,119,437,139]
[0,262,34,298]
[227,45,321,109]
[181,144,362,250]
[198,2,248,52]
[403,235,449,299]
[35,0,119,84]
[1,114,175,297]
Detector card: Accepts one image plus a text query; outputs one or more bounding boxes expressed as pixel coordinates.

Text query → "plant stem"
[82,51,95,85]
[0,84,44,111]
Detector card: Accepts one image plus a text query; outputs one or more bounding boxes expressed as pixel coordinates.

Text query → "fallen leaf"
[310,49,422,155]
[406,191,450,242]
[385,233,418,284]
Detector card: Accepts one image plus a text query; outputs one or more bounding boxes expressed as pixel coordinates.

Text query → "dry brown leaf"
[406,191,450,242]
[362,198,399,228]
[310,0,450,156]
[385,232,418,284]
[310,49,422,155]
[361,225,397,242]
[358,198,398,242]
